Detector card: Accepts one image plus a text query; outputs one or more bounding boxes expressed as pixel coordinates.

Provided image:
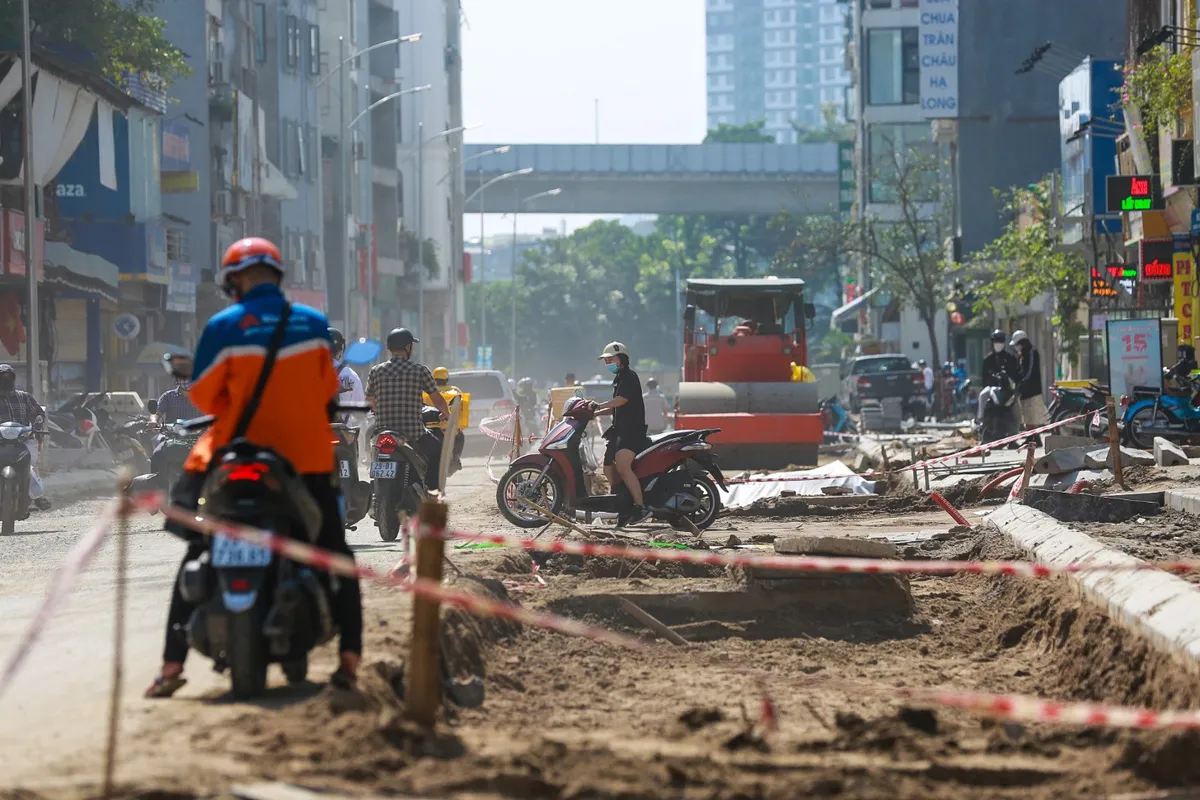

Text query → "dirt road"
[5,457,1200,798]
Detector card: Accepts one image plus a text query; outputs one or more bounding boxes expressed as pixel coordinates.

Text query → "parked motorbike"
[369,406,440,544]
[819,396,857,442]
[496,397,725,530]
[1048,380,1108,431]
[333,422,372,529]
[977,374,1019,446]
[1120,373,1200,448]
[0,421,40,535]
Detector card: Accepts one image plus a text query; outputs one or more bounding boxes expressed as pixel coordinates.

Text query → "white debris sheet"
[720,461,877,510]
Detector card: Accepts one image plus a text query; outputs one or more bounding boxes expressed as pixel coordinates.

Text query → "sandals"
[144,673,187,698]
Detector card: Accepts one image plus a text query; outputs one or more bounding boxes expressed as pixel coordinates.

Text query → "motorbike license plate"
[370,461,397,479]
[211,535,273,568]
[340,460,351,479]
[116,449,134,462]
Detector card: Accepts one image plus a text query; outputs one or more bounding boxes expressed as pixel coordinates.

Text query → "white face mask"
[993,343,1005,353]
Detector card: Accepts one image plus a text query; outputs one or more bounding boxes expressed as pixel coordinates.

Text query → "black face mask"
[0,377,16,393]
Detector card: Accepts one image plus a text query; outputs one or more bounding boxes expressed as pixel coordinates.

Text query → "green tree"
[792,104,854,143]
[6,0,189,86]
[965,178,1089,363]
[702,120,775,144]
[775,145,952,369]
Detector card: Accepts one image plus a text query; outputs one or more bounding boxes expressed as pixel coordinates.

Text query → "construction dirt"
[16,502,1200,800]
[1069,509,1200,584]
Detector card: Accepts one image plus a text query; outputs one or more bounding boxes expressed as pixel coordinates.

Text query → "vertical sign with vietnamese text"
[1106,318,1163,402]
[919,0,959,118]
[838,140,855,212]
[1176,247,1195,345]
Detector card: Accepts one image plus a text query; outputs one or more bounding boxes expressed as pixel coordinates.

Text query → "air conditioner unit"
[215,190,233,217]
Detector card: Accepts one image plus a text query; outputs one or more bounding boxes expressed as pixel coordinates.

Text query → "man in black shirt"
[1009,330,1046,429]
[978,329,1021,422]
[591,341,652,525]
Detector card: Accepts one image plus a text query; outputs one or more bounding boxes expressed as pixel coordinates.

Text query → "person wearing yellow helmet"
[424,367,466,471]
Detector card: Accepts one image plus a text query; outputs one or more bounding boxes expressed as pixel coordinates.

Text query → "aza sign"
[1139,238,1174,282]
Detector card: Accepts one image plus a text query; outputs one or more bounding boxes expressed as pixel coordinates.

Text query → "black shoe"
[32,497,50,511]
[627,505,653,526]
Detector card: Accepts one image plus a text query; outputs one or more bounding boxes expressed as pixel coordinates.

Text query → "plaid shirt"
[0,390,43,426]
[157,385,202,422]
[365,357,438,441]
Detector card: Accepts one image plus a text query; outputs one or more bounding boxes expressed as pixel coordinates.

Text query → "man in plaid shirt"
[156,377,202,423]
[365,328,449,489]
[0,364,48,509]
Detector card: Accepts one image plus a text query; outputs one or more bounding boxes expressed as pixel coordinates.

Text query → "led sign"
[1106,175,1164,213]
[1139,239,1175,282]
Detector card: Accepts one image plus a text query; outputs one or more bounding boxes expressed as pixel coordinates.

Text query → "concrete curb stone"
[988,503,1200,674]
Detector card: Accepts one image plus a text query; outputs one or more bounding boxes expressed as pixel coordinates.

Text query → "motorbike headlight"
[0,425,23,440]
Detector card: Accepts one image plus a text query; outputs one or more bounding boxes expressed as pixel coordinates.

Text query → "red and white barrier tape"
[430,523,1200,578]
[726,410,1096,485]
[0,505,118,702]
[478,412,540,444]
[133,493,641,650]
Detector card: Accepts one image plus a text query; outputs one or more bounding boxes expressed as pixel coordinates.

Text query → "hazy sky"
[460,0,706,237]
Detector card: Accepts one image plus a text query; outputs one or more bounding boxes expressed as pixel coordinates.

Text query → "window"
[867,28,918,105]
[253,4,267,63]
[285,15,300,69]
[306,124,318,183]
[868,123,937,204]
[166,228,191,263]
[308,25,320,75]
[296,123,306,176]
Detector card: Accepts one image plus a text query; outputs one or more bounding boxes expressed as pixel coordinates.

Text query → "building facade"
[706,0,850,142]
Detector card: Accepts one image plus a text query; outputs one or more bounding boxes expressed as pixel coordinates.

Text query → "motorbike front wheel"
[0,475,16,536]
[496,466,565,529]
[227,604,269,699]
[1125,406,1173,450]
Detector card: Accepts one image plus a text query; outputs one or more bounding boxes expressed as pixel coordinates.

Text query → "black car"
[841,355,927,418]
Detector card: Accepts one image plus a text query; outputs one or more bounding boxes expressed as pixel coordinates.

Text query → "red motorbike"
[496,397,725,530]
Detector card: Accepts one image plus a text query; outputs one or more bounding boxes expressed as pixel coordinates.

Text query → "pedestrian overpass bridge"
[463,142,840,215]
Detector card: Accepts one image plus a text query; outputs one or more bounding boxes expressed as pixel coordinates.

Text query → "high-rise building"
[705,0,850,142]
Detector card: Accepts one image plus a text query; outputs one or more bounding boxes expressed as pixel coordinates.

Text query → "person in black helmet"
[329,328,364,410]
[364,328,450,491]
[978,329,1021,421]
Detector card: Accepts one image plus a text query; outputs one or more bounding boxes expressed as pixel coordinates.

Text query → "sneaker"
[627,505,653,526]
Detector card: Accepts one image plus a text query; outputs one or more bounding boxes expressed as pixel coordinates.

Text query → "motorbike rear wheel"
[282,655,308,685]
[674,474,721,531]
[375,489,400,542]
[1125,406,1173,450]
[227,604,269,699]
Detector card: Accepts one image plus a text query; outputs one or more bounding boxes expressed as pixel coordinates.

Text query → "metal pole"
[446,0,465,369]
[479,166,486,350]
[417,121,424,351]
[339,36,352,335]
[511,188,518,376]
[21,0,38,396]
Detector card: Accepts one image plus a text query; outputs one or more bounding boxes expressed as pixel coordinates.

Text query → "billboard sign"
[918,0,959,118]
[1106,174,1164,213]
[1106,317,1163,402]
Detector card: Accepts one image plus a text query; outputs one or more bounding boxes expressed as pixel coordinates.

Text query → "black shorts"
[603,429,650,466]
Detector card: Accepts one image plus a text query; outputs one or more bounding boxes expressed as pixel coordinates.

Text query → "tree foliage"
[6,0,189,86]
[774,144,952,367]
[965,178,1088,362]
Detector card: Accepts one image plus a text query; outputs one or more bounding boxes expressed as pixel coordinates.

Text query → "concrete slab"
[774,535,898,559]
[1044,434,1100,452]
[1155,437,1190,468]
[1084,446,1156,470]
[1023,488,1161,523]
[988,503,1200,673]
[1034,446,1095,475]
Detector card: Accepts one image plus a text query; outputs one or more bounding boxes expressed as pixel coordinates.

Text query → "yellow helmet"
[432,366,450,383]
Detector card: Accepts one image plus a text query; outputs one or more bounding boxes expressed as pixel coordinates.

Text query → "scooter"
[819,396,857,442]
[496,397,725,530]
[0,421,40,535]
[369,406,439,544]
[1120,373,1200,448]
[977,374,1020,446]
[333,422,372,529]
[1048,381,1107,427]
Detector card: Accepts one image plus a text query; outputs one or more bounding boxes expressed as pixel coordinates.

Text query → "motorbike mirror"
[804,302,817,320]
[163,354,193,380]
[343,337,383,366]
[146,399,158,415]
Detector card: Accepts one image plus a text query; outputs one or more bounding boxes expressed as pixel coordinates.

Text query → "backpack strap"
[232,302,292,441]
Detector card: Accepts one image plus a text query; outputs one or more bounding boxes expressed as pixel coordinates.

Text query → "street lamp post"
[346,83,430,337]
[318,32,420,333]
[20,0,37,395]
[509,188,562,376]
[463,167,533,361]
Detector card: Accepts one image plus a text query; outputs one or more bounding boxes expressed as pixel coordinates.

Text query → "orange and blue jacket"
[185,284,340,475]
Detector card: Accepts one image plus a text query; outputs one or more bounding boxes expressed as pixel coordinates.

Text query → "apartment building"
[706,0,850,143]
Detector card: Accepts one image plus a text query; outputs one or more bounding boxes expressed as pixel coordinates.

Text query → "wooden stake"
[510,407,522,462]
[102,472,132,798]
[1106,396,1126,489]
[1018,442,1036,501]
[618,598,689,646]
[406,500,447,728]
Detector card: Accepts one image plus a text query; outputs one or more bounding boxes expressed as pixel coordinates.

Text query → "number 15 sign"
[1106,318,1163,402]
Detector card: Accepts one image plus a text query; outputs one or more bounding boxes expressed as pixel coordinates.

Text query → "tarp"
[720,460,877,510]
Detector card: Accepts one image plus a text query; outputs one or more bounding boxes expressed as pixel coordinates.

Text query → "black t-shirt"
[611,367,646,436]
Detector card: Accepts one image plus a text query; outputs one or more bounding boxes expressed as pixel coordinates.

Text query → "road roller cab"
[676,278,824,469]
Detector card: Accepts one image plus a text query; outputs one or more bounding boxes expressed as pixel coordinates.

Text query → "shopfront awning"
[42,240,120,304]
[830,287,879,329]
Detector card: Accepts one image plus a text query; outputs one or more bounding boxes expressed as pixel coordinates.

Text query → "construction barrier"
[726,410,1097,485]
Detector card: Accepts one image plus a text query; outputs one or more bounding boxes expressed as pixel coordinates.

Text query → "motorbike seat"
[1132,385,1162,396]
[636,428,717,460]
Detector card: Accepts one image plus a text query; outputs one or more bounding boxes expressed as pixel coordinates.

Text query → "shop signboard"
[2,210,44,278]
[918,0,959,118]
[1174,250,1195,345]
[1106,317,1163,402]
[1140,238,1175,281]
[166,261,197,313]
[1106,175,1164,213]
